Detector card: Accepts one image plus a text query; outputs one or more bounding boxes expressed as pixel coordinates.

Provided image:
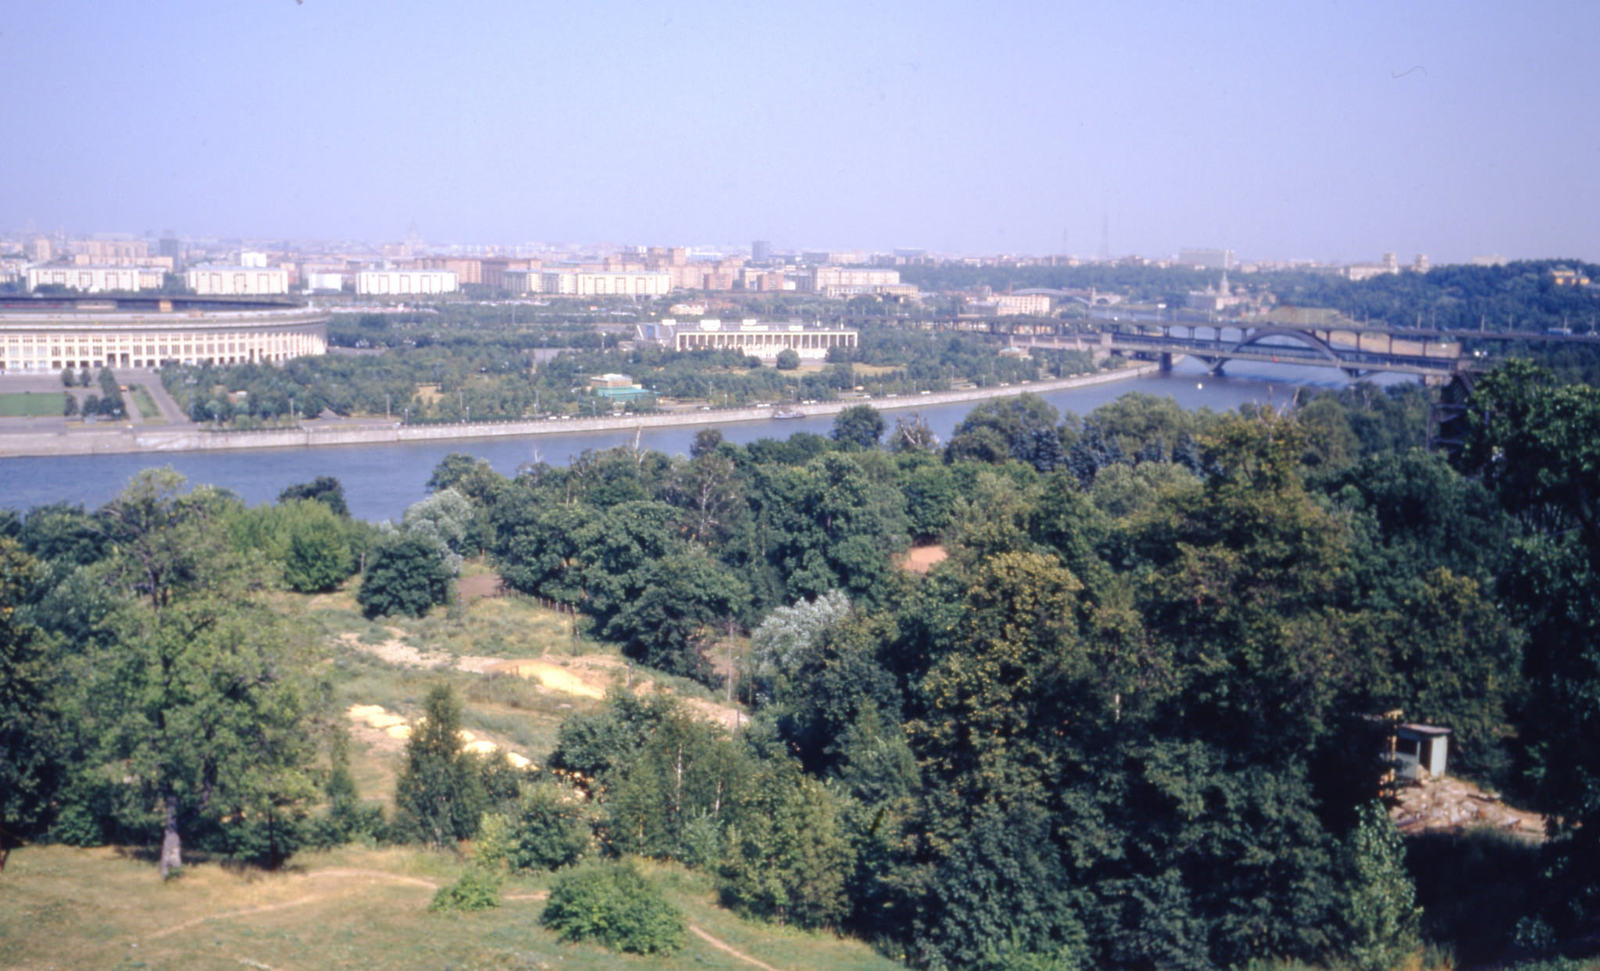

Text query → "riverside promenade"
[0,363,1161,459]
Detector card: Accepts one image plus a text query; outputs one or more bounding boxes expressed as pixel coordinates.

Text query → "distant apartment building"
[739,267,789,292]
[805,266,914,298]
[802,250,869,266]
[410,257,485,286]
[482,258,538,292]
[971,293,1051,316]
[639,318,857,360]
[69,238,150,266]
[538,270,673,297]
[355,269,459,296]
[1345,252,1401,282]
[187,264,290,295]
[303,272,347,293]
[26,264,167,293]
[665,262,743,291]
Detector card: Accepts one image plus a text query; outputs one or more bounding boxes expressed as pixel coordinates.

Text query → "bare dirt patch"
[1391,774,1546,839]
[457,573,505,605]
[897,544,949,574]
[338,628,450,669]
[345,704,534,767]
[336,622,745,733]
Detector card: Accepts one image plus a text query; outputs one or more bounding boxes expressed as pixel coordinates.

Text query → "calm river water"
[0,359,1403,522]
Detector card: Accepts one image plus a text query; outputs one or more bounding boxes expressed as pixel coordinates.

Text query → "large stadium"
[0,294,328,373]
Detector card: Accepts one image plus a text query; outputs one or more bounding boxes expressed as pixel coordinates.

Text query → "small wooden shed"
[1396,723,1451,779]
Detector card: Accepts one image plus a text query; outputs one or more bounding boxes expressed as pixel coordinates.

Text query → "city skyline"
[3,0,1596,265]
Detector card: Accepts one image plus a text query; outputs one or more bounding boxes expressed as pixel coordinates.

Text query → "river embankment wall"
[0,363,1164,458]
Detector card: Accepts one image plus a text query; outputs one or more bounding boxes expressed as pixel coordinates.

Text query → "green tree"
[357,536,452,618]
[83,597,319,875]
[280,500,356,593]
[100,469,243,610]
[276,476,350,518]
[394,685,485,847]
[719,761,855,929]
[0,540,61,851]
[1338,801,1421,971]
[831,404,886,449]
[400,487,474,572]
[62,394,78,418]
[774,348,801,370]
[603,550,747,681]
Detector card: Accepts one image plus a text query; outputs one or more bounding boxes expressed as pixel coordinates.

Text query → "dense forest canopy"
[5,367,1600,968]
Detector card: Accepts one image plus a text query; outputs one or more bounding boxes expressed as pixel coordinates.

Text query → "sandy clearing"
[457,573,505,605]
[336,624,744,733]
[337,630,450,669]
[1391,773,1546,839]
[896,544,949,574]
[476,658,607,699]
[345,704,534,768]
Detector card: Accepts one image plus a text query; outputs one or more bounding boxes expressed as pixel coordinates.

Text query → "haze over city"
[3,0,1596,264]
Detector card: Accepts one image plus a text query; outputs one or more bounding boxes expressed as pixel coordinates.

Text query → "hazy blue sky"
[3,1,1595,262]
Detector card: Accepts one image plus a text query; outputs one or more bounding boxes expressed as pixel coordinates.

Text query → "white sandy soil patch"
[338,628,451,669]
[346,703,534,768]
[335,628,743,731]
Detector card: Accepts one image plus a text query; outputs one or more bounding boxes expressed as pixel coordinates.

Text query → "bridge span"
[1010,322,1479,380]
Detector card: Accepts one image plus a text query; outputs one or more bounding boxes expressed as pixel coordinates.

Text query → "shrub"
[429,867,502,912]
[541,860,686,955]
[503,783,590,871]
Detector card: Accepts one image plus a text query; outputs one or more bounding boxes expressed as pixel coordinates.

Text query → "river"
[0,359,1405,522]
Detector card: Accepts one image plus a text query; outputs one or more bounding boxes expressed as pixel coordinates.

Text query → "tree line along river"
[0,359,1403,522]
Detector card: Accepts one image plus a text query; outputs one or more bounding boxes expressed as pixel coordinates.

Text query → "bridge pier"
[1159,352,1173,373]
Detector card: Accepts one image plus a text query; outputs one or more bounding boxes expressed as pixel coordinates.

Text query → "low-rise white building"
[26,264,167,293]
[973,293,1052,316]
[303,271,347,293]
[639,318,857,361]
[355,269,459,296]
[187,265,290,296]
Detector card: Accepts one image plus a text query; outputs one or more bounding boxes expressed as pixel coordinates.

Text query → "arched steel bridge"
[1012,322,1478,379]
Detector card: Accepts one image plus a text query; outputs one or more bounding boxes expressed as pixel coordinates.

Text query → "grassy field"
[132,385,163,421]
[0,845,900,970]
[0,391,65,417]
[0,575,892,969]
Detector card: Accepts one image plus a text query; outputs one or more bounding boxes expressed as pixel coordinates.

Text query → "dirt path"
[145,869,443,940]
[137,865,782,971]
[690,924,786,971]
